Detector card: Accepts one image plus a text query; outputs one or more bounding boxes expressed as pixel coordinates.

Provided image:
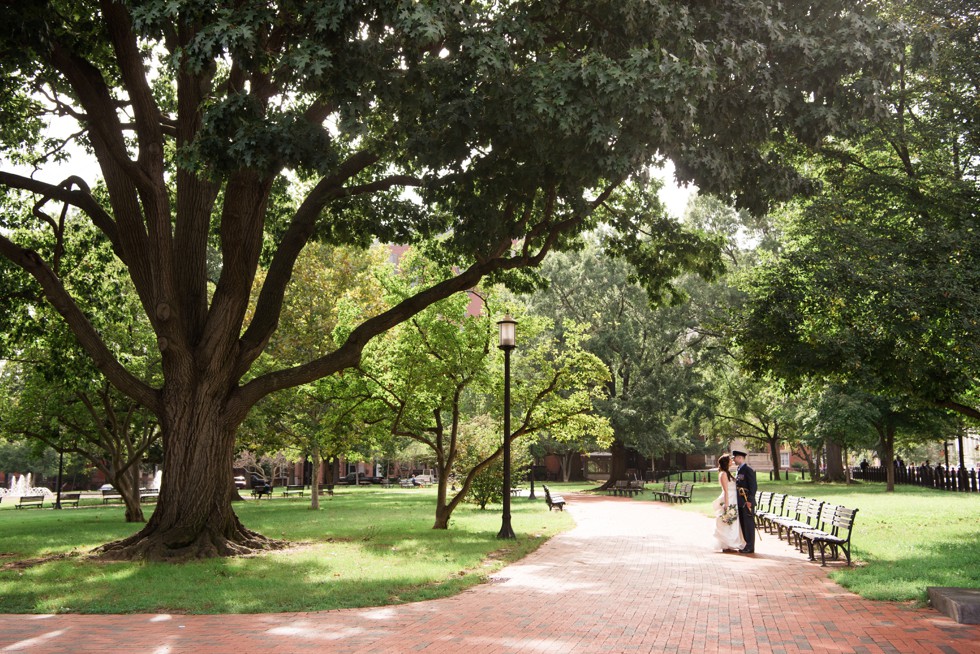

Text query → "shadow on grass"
[831,528,980,604]
[0,489,572,614]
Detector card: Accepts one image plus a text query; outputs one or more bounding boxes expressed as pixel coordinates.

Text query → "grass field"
[1,478,975,613]
[0,485,574,614]
[661,476,980,604]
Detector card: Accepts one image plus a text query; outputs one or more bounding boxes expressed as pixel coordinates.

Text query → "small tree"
[359,256,612,528]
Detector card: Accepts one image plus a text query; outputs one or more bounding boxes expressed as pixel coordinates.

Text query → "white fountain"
[4,473,43,497]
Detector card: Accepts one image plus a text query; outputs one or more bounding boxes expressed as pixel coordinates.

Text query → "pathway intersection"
[0,493,977,653]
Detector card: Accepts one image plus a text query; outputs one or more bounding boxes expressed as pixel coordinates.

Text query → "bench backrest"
[20,495,44,501]
[781,495,801,518]
[61,492,81,500]
[665,481,678,492]
[768,493,786,513]
[802,498,824,524]
[756,491,773,512]
[816,503,839,532]
[678,483,693,495]
[831,507,858,537]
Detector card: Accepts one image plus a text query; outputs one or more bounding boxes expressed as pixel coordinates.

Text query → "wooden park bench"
[665,482,694,503]
[140,488,160,503]
[15,495,45,509]
[542,484,566,511]
[772,497,823,543]
[797,505,859,566]
[756,492,785,531]
[651,481,678,502]
[102,489,122,504]
[251,483,273,499]
[58,492,82,508]
[752,491,772,526]
[608,480,645,497]
[282,484,305,497]
[791,501,837,553]
[760,493,794,534]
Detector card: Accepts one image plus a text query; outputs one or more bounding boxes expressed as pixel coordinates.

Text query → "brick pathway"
[1,493,977,654]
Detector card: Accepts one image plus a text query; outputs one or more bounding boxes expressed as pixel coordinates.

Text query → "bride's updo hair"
[717,455,733,479]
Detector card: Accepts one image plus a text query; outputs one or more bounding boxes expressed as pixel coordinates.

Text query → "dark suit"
[735,462,757,552]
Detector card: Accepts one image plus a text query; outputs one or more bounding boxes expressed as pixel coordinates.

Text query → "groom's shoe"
[739,547,754,553]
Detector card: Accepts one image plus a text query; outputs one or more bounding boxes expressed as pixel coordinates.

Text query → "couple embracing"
[712,450,757,554]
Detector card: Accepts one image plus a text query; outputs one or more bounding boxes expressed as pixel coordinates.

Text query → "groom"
[732,450,757,554]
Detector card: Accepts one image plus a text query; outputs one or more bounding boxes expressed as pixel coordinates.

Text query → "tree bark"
[95,395,281,561]
[561,451,574,482]
[597,439,627,490]
[768,436,782,481]
[824,440,846,482]
[310,441,321,510]
[117,462,145,523]
[877,424,896,492]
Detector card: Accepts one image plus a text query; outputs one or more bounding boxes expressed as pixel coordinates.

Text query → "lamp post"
[54,449,64,510]
[527,455,536,501]
[497,314,517,540]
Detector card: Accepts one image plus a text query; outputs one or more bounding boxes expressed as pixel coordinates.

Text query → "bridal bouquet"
[721,504,738,525]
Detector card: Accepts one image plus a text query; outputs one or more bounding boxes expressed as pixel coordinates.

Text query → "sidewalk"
[1,493,977,653]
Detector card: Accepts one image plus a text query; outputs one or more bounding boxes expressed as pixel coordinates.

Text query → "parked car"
[339,472,381,485]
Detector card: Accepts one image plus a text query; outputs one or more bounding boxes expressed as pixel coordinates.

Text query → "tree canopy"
[0,0,895,559]
[737,0,980,424]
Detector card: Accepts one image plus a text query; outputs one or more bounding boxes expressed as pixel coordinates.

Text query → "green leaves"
[737,0,980,419]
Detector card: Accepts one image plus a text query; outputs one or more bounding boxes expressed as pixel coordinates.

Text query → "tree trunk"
[561,451,573,482]
[113,461,145,523]
[433,455,455,529]
[95,399,281,561]
[957,424,966,470]
[310,441,321,510]
[824,439,846,482]
[597,438,627,490]
[768,436,782,481]
[433,501,452,530]
[877,425,896,492]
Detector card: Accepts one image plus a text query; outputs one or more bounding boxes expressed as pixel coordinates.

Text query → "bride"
[712,454,746,552]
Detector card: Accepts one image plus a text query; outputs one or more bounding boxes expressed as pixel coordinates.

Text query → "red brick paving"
[1,493,977,653]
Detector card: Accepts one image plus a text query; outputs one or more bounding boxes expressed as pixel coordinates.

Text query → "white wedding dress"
[712,476,746,552]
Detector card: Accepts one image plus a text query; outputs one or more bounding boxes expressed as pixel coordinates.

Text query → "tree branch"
[0,234,160,412]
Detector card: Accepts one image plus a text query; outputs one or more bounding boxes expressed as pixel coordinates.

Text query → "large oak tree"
[737,0,980,426]
[0,0,893,560]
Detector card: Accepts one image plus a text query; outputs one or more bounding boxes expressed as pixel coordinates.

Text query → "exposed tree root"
[94,524,286,563]
[2,551,80,571]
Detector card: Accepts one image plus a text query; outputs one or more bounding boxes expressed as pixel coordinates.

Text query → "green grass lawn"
[0,485,574,614]
[658,476,980,605]
[2,479,975,613]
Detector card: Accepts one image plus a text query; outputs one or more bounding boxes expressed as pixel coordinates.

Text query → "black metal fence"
[651,469,807,483]
[855,465,979,493]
